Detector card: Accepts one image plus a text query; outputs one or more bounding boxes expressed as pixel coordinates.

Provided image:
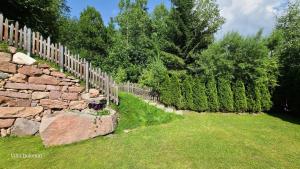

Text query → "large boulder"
[11,118,40,136]
[40,111,117,146]
[12,52,36,65]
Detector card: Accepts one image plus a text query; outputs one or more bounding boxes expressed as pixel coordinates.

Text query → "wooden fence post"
[85,59,89,92]
[14,22,19,47]
[106,74,110,105]
[0,14,3,40]
[3,18,8,41]
[59,44,64,72]
[9,24,13,45]
[27,28,31,56]
[47,37,50,59]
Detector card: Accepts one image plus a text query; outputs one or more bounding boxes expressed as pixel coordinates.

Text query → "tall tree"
[218,78,234,112]
[272,1,300,113]
[192,78,208,112]
[206,78,219,112]
[75,6,108,66]
[233,80,247,112]
[0,0,69,41]
[169,0,225,62]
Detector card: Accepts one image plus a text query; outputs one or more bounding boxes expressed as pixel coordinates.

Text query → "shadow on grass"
[267,111,300,125]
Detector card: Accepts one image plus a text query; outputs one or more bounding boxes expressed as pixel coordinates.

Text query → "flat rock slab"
[29,75,59,85]
[18,66,42,76]
[11,118,40,136]
[5,82,46,91]
[0,52,11,62]
[0,62,17,73]
[0,107,43,118]
[40,111,117,147]
[0,119,15,128]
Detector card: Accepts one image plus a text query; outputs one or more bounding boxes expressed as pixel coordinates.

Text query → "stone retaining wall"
[0,47,117,145]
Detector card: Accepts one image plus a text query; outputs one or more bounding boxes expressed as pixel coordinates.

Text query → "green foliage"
[233,80,247,112]
[76,6,108,66]
[246,83,262,113]
[0,0,69,41]
[169,74,182,109]
[259,83,272,111]
[271,1,300,113]
[159,74,172,106]
[114,67,127,83]
[181,76,194,110]
[0,42,8,52]
[217,78,234,112]
[206,78,219,112]
[192,78,208,112]
[169,0,225,60]
[139,58,168,92]
[96,110,110,116]
[115,92,181,132]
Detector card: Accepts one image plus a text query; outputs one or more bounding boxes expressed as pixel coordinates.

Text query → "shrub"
[181,76,194,110]
[115,67,127,83]
[218,78,234,112]
[246,83,262,113]
[206,78,219,112]
[192,78,208,112]
[159,74,172,106]
[259,83,272,111]
[233,80,247,112]
[139,58,168,92]
[169,74,182,109]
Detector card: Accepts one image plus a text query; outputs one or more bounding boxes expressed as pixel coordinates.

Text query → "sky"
[67,0,287,39]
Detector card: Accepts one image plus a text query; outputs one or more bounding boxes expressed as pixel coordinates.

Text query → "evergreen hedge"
[218,78,234,112]
[170,75,182,109]
[160,74,172,106]
[233,80,247,112]
[181,76,194,110]
[192,78,208,112]
[206,78,219,112]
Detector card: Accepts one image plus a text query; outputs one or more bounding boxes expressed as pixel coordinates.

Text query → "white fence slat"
[14,22,19,47]
[3,18,8,40]
[27,28,31,56]
[0,14,3,40]
[9,24,14,45]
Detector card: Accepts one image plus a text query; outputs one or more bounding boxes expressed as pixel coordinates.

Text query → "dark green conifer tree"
[233,80,247,112]
[259,83,272,111]
[170,75,182,109]
[218,78,234,112]
[181,76,194,110]
[159,74,172,106]
[192,78,208,112]
[206,78,219,112]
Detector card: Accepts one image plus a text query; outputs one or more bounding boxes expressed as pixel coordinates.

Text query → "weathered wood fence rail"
[0,14,118,104]
[118,82,159,102]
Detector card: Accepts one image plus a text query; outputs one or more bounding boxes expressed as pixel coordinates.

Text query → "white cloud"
[215,0,286,39]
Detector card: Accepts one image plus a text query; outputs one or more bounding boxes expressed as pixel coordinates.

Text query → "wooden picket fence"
[0,14,118,105]
[118,82,159,101]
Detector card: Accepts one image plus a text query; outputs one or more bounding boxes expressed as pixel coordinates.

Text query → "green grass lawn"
[1,112,299,169]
